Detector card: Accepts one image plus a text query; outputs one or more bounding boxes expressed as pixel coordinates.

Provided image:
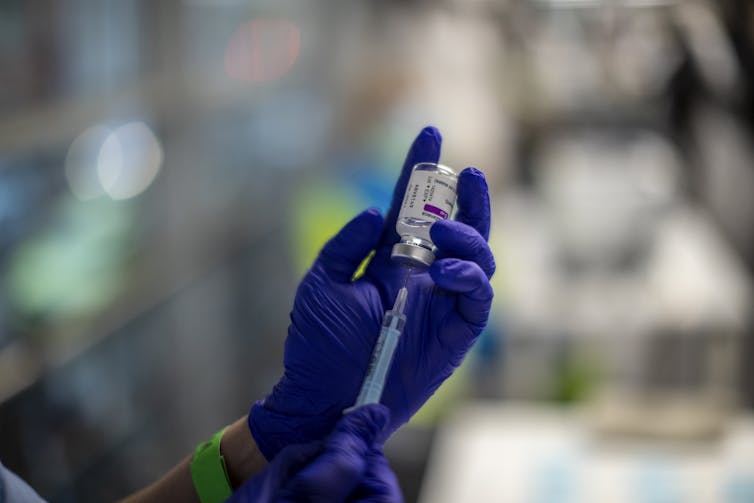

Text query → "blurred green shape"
[7,195,134,324]
[553,356,598,404]
[289,179,365,276]
[409,358,470,427]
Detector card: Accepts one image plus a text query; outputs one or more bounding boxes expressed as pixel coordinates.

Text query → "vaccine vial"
[391,162,458,268]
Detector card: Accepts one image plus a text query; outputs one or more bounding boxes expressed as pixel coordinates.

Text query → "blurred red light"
[224,19,301,82]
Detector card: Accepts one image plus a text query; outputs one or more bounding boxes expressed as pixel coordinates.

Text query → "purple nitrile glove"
[347,448,403,503]
[228,404,403,503]
[249,126,495,460]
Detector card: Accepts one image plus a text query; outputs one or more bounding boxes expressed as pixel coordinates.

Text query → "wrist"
[220,416,267,488]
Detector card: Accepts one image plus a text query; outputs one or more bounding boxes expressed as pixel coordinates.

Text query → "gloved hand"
[249,126,494,460]
[229,404,402,503]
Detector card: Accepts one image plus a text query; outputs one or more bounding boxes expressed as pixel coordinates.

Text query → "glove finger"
[228,442,323,503]
[429,258,493,329]
[351,449,405,503]
[281,405,390,502]
[454,167,491,241]
[334,404,390,451]
[272,441,324,480]
[430,219,496,279]
[376,127,442,251]
[317,208,384,283]
[336,403,390,443]
[280,449,366,502]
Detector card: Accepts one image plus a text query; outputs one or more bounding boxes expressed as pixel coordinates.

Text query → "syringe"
[351,279,409,409]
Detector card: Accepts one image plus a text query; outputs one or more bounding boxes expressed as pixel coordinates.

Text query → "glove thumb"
[333,403,390,446]
[281,404,390,502]
[316,208,384,283]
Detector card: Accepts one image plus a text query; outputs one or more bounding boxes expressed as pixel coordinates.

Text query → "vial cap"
[391,242,435,268]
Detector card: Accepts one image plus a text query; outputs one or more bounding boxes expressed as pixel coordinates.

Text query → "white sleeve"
[0,462,46,503]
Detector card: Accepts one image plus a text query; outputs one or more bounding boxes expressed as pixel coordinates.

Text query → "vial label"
[400,170,457,224]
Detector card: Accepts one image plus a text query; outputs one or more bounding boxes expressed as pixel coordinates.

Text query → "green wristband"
[190,428,233,503]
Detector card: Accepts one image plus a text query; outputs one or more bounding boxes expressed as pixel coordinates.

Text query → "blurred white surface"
[420,402,754,503]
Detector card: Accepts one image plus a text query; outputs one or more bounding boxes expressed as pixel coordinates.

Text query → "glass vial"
[391,162,458,268]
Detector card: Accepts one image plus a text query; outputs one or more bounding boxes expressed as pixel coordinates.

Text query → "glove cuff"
[248,400,337,461]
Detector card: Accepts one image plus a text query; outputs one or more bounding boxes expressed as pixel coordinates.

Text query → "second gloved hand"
[249,126,495,460]
[229,404,402,503]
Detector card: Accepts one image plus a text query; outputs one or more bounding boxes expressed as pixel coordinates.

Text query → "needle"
[402,266,412,288]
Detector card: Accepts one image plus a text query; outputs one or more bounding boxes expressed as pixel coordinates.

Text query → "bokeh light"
[97,122,163,200]
[65,125,111,201]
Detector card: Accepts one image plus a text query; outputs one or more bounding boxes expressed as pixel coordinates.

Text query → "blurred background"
[1,0,754,501]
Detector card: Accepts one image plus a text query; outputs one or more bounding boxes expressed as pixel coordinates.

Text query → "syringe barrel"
[353,311,406,407]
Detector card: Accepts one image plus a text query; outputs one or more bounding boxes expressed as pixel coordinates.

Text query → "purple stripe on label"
[424,204,448,219]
